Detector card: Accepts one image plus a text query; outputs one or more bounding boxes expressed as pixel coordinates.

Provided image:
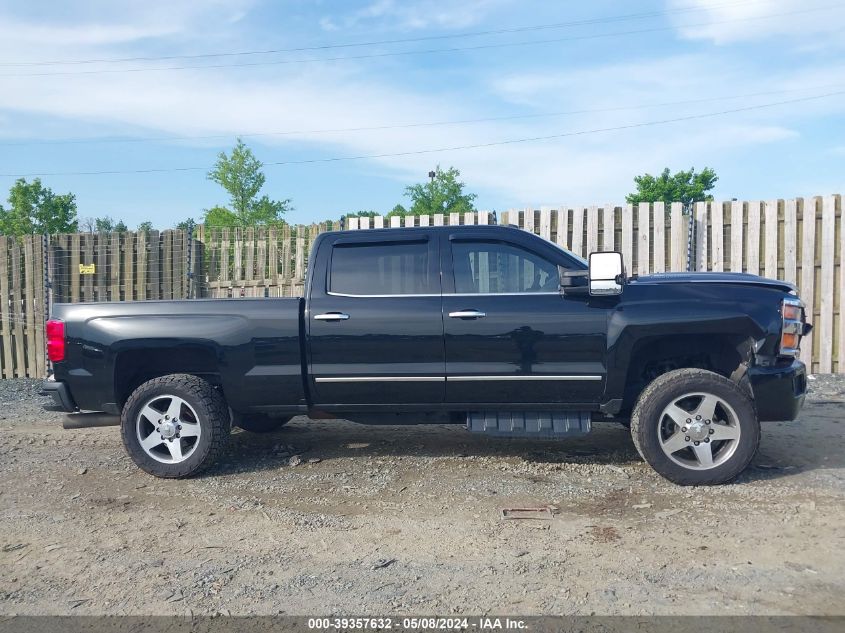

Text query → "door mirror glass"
[589,252,624,296]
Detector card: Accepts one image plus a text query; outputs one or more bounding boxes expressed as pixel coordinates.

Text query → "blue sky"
[0,0,843,228]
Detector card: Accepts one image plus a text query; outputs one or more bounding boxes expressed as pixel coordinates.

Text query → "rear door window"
[329,240,432,296]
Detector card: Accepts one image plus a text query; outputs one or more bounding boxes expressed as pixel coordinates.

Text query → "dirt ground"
[0,376,843,616]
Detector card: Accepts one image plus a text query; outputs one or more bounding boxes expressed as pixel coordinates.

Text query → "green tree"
[341,210,377,221]
[176,218,197,232]
[0,178,78,235]
[95,217,113,232]
[398,166,477,216]
[94,216,127,232]
[626,167,718,207]
[204,139,291,227]
[137,221,153,233]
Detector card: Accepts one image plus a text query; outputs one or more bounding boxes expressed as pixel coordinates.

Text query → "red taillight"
[46,319,65,362]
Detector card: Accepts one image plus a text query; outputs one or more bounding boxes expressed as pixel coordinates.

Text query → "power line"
[0,0,767,67]
[1,4,839,78]
[3,90,841,178]
[1,82,841,148]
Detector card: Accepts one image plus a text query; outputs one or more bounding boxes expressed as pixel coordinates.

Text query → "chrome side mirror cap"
[589,251,625,296]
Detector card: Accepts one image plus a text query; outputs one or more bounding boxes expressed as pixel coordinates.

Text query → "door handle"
[314,312,350,321]
[449,310,486,319]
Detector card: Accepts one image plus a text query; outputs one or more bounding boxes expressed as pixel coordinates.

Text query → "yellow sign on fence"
[79,264,95,275]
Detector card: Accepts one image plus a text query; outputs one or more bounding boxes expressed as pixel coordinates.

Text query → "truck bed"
[49,298,306,414]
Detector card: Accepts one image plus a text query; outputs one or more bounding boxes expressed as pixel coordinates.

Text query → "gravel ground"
[0,375,843,616]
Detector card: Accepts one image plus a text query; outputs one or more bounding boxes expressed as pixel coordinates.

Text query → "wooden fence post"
[799,197,817,370]
[602,205,615,252]
[636,203,650,275]
[818,195,836,373]
[764,200,778,279]
[652,202,665,273]
[0,237,12,378]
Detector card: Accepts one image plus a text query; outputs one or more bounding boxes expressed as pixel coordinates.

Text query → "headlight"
[782,304,801,321]
[779,298,804,357]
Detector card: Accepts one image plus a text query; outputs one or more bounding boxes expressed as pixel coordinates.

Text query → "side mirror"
[589,251,625,296]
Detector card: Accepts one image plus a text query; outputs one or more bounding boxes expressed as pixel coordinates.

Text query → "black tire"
[235,414,292,433]
[121,374,230,478]
[631,368,760,486]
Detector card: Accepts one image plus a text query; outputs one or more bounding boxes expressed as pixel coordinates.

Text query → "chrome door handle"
[314,312,350,321]
[449,310,486,319]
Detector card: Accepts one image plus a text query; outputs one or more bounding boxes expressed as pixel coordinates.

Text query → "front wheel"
[630,368,760,485]
[121,374,230,478]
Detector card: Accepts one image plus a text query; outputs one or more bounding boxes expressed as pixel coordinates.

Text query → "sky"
[0,0,842,227]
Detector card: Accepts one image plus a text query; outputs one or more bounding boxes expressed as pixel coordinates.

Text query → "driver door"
[442,235,608,405]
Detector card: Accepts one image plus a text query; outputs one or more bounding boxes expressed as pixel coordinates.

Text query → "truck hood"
[630,271,797,294]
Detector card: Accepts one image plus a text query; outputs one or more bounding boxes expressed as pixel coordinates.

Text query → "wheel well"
[114,346,221,408]
[620,334,751,414]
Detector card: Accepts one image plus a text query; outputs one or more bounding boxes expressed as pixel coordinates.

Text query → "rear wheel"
[235,413,292,433]
[631,368,759,485]
[121,374,230,478]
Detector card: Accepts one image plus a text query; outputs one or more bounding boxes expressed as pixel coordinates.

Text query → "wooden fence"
[49,230,196,303]
[0,194,841,377]
[0,235,47,378]
[0,231,198,378]
[196,222,335,298]
[344,195,843,374]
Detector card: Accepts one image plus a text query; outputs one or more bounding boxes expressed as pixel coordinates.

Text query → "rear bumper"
[39,378,77,413]
[748,360,807,422]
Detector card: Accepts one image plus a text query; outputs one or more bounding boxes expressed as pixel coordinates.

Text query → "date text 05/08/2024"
[307,616,528,630]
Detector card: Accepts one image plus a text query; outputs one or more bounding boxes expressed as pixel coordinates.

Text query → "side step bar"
[63,412,120,429]
[467,411,591,437]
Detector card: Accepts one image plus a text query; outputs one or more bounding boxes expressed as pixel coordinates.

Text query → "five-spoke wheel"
[121,374,229,478]
[136,395,203,464]
[657,392,741,470]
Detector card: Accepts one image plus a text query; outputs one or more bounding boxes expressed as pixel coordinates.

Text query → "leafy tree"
[341,210,377,221]
[94,216,127,232]
[176,218,197,232]
[204,139,291,227]
[0,178,78,235]
[386,204,408,217]
[399,166,477,216]
[95,217,113,232]
[137,221,153,233]
[626,167,718,207]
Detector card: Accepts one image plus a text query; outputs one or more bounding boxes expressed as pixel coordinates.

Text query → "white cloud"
[0,0,842,211]
[0,48,838,206]
[319,0,506,32]
[0,0,256,61]
[667,0,844,45]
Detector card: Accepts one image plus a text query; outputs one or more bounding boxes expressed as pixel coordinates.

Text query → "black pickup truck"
[41,224,810,485]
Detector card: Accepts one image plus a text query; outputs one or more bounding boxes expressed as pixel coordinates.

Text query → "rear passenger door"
[306,233,444,407]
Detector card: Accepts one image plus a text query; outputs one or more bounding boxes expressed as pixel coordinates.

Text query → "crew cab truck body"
[42,225,810,484]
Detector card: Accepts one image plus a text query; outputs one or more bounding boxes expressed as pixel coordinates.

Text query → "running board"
[467,411,591,437]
